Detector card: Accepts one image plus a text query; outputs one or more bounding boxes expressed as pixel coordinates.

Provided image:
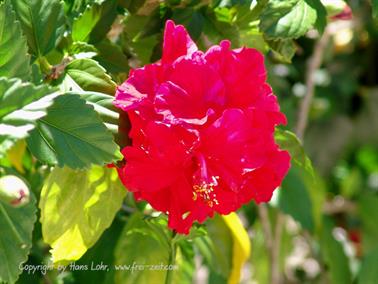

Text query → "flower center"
[192,154,219,207]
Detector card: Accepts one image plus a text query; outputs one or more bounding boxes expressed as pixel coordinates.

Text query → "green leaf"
[119,0,147,13]
[74,91,119,132]
[39,165,127,264]
[10,0,65,57]
[234,0,267,29]
[172,8,205,40]
[340,167,363,198]
[63,0,100,17]
[310,0,327,34]
[358,193,378,251]
[67,41,98,58]
[122,13,160,64]
[0,194,36,283]
[114,213,172,284]
[239,27,269,54]
[0,1,30,80]
[63,59,117,95]
[75,90,129,148]
[275,129,315,178]
[275,129,325,231]
[278,166,315,232]
[0,77,57,158]
[78,91,117,111]
[320,217,352,284]
[173,241,195,284]
[26,94,122,168]
[372,0,378,18]
[266,38,297,63]
[248,221,270,284]
[203,8,240,47]
[72,0,118,44]
[94,40,129,74]
[357,247,378,284]
[260,0,319,39]
[194,214,233,281]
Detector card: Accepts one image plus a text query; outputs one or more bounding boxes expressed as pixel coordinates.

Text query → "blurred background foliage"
[1,0,378,283]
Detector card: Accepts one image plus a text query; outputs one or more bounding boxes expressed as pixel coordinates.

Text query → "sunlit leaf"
[260,0,324,39]
[39,165,127,264]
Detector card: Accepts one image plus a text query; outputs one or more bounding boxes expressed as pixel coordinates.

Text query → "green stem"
[165,231,177,284]
[37,56,52,75]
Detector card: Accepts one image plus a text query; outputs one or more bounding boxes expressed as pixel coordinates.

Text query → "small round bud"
[0,175,30,207]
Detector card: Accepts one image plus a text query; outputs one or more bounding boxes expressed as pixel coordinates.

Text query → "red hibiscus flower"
[114,20,291,234]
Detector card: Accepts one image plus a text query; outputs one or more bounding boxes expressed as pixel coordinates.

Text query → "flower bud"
[0,175,30,207]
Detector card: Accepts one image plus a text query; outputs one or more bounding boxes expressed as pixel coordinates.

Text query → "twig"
[271,212,285,284]
[295,26,332,140]
[257,204,273,251]
[323,198,356,215]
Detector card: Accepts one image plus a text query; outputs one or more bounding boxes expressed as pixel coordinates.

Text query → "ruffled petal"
[118,122,194,192]
[240,149,291,203]
[162,20,198,64]
[205,40,267,109]
[161,20,198,64]
[114,64,162,112]
[154,57,225,124]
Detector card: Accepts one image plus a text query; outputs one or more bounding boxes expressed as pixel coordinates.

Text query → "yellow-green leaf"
[39,165,127,264]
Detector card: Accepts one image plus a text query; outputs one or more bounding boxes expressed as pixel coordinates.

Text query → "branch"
[257,204,273,251]
[323,198,356,215]
[271,212,285,284]
[295,26,332,140]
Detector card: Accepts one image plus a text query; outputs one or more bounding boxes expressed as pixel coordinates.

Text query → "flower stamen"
[192,176,219,207]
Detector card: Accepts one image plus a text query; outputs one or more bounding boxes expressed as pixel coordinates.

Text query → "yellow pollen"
[192,179,219,207]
